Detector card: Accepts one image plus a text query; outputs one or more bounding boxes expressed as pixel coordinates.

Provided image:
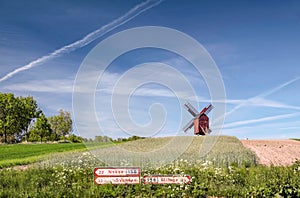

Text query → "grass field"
[88,136,257,168]
[0,142,113,168]
[1,136,299,197]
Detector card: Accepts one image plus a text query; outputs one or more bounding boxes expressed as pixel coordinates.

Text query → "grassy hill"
[0,136,257,168]
[90,135,257,168]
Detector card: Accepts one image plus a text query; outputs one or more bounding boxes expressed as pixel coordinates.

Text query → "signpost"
[94,167,141,185]
[143,175,191,184]
[94,176,140,185]
[94,167,192,185]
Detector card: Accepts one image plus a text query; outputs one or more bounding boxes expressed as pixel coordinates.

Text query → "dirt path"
[241,139,300,166]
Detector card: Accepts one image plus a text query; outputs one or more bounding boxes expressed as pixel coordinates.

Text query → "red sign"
[94,167,141,185]
[143,175,191,184]
[94,176,140,185]
[94,167,140,177]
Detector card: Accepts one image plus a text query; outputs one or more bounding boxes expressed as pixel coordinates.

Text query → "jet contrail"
[225,76,300,117]
[0,0,163,83]
[222,112,300,129]
[211,76,300,127]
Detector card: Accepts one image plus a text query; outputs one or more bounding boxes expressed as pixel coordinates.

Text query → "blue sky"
[1,0,300,139]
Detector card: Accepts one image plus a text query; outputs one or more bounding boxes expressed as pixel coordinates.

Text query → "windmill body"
[183,102,213,135]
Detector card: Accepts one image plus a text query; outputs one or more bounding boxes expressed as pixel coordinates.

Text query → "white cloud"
[0,0,163,83]
[224,76,300,117]
[4,70,298,140]
[250,97,300,110]
[2,79,74,93]
[96,64,201,101]
[220,119,300,140]
[221,112,300,129]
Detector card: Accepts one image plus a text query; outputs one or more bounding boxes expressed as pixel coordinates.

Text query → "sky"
[0,0,300,140]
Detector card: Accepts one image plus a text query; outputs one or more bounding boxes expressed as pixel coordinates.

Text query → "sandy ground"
[241,139,300,166]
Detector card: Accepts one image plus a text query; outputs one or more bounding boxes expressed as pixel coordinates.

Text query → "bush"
[67,134,83,143]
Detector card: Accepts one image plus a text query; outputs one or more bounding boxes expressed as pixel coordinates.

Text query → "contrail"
[0,0,163,83]
[222,112,300,129]
[225,76,300,117]
[211,76,300,127]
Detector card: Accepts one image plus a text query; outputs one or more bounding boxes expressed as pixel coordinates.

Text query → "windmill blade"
[204,104,214,114]
[183,118,194,133]
[199,104,214,115]
[184,102,198,117]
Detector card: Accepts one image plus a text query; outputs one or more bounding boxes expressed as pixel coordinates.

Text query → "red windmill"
[183,102,213,135]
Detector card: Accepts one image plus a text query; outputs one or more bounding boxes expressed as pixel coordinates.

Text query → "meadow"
[0,136,299,197]
[0,142,113,168]
[88,136,257,168]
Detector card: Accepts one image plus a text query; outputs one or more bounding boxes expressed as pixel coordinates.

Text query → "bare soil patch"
[241,139,300,166]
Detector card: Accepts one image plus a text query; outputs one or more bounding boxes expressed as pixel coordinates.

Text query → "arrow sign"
[94,167,141,185]
[94,167,140,177]
[94,176,140,185]
[143,175,191,184]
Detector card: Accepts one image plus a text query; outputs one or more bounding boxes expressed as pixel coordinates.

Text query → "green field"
[0,136,299,197]
[0,142,113,168]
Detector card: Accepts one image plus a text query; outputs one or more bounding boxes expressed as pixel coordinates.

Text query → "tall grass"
[88,136,257,168]
[0,157,299,197]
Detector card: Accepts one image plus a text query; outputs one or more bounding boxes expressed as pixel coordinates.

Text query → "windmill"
[183,102,213,135]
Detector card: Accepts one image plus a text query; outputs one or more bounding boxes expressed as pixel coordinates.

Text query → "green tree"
[0,93,23,143]
[48,109,72,141]
[17,96,41,142]
[29,114,52,143]
[94,136,113,142]
[48,115,59,141]
[0,93,42,143]
[67,134,83,143]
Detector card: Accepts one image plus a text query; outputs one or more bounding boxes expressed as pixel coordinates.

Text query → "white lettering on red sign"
[94,176,140,185]
[94,167,141,185]
[94,167,140,177]
[143,175,191,184]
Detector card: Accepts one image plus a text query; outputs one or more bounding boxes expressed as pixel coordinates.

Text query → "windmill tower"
[183,102,213,135]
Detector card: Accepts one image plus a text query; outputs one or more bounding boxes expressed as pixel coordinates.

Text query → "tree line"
[92,135,146,143]
[0,93,76,143]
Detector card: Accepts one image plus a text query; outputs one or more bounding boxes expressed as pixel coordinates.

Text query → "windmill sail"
[205,104,213,114]
[184,102,198,117]
[182,118,194,133]
[199,104,213,115]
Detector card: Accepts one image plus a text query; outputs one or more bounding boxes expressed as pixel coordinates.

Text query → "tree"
[48,109,72,141]
[0,93,42,143]
[67,134,83,143]
[94,136,113,142]
[0,93,23,143]
[48,115,59,141]
[17,96,41,142]
[29,114,52,143]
